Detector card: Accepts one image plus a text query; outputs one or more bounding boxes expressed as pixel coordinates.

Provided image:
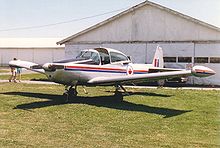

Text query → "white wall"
[69,4,220,43]
[65,44,101,59]
[0,48,64,66]
[0,49,17,66]
[102,43,146,63]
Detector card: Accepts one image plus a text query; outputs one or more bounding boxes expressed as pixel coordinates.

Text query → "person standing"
[9,58,17,83]
[16,67,22,82]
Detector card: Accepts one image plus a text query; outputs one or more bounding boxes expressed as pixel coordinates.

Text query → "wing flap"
[88,70,192,85]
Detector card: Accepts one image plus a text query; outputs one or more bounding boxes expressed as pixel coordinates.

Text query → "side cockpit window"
[110,52,129,63]
[95,48,111,65]
[100,52,110,65]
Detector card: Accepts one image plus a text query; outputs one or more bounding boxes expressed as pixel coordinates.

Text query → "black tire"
[68,88,78,97]
[62,92,69,103]
[114,92,123,102]
[157,79,165,86]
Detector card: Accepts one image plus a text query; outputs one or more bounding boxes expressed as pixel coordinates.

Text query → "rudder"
[152,45,164,68]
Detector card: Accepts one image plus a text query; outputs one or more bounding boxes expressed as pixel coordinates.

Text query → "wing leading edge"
[9,60,45,74]
[88,70,192,85]
[88,65,216,85]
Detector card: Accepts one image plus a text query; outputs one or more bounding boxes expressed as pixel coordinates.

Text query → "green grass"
[0,73,47,80]
[0,83,219,147]
[0,67,10,73]
[0,69,10,73]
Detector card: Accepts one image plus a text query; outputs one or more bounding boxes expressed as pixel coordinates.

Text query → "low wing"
[88,70,192,85]
[148,67,185,73]
[9,60,45,74]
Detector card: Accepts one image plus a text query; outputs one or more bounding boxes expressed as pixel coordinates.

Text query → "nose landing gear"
[63,84,78,102]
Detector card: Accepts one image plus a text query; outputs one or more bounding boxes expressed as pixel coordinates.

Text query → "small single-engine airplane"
[9,46,215,102]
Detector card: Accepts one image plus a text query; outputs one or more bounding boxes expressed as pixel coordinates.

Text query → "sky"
[0,0,220,38]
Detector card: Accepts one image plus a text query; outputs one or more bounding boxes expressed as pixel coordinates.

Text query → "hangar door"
[146,43,220,85]
[194,43,220,85]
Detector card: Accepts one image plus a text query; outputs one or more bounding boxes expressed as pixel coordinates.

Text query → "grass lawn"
[0,67,11,73]
[0,82,219,147]
[0,69,10,73]
[0,73,47,81]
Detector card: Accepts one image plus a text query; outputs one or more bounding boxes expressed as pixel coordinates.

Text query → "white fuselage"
[46,63,153,85]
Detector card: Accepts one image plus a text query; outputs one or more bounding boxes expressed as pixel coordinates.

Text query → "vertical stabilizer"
[152,45,164,68]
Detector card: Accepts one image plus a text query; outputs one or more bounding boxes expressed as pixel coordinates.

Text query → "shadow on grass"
[105,90,172,98]
[30,78,49,81]
[2,92,191,118]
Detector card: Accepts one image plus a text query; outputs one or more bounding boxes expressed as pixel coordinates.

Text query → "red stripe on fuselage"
[65,65,148,73]
[195,69,214,74]
[65,65,125,71]
[134,70,148,73]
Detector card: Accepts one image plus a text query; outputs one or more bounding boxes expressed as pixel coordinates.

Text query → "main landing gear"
[62,83,127,103]
[114,84,128,102]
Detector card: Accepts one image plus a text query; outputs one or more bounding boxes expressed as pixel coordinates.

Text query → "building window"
[194,57,208,63]
[210,57,220,63]
[164,57,176,63]
[178,57,192,63]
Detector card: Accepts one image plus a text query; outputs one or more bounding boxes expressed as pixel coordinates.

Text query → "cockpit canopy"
[76,48,130,65]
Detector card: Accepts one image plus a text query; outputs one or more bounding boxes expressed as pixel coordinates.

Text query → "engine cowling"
[191,66,216,77]
[42,63,56,71]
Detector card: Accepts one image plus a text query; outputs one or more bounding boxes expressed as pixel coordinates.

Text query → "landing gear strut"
[115,84,129,94]
[114,84,128,101]
[63,84,78,102]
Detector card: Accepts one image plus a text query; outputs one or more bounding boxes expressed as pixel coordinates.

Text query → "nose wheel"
[63,85,78,102]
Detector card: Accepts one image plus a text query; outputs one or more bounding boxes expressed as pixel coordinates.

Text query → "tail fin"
[152,45,164,68]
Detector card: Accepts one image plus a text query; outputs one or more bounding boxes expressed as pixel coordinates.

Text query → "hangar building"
[58,1,220,85]
[0,38,64,66]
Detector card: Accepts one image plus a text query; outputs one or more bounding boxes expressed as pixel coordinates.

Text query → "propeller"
[42,63,64,72]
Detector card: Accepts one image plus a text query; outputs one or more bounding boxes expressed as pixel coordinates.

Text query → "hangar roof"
[57,1,220,45]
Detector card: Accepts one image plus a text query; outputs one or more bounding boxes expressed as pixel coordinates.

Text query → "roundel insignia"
[126,65,133,75]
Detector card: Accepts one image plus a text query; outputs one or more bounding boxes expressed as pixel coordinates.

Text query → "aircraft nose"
[192,66,216,77]
[209,68,216,75]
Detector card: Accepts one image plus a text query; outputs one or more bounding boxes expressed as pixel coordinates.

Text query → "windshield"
[76,50,100,65]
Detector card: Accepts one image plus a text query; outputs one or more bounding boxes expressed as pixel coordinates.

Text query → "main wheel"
[114,91,123,102]
[62,92,69,103]
[157,79,165,87]
[63,88,78,103]
[68,88,78,98]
